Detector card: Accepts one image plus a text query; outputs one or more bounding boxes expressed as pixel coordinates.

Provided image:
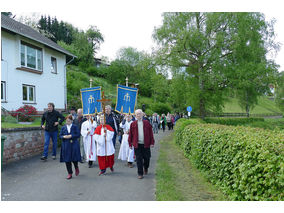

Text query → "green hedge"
[204,117,264,126]
[176,123,284,201]
[174,118,204,145]
[204,117,284,130]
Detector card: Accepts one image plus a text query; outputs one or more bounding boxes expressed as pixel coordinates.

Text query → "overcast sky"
[4,0,284,72]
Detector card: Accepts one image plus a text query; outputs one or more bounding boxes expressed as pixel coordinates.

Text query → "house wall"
[1,30,66,112]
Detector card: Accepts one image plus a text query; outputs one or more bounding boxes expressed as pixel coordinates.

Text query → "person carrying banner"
[94,114,115,176]
[81,115,97,168]
[128,109,155,179]
[105,105,119,148]
[118,114,134,167]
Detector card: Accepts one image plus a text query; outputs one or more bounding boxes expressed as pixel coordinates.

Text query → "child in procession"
[118,114,134,168]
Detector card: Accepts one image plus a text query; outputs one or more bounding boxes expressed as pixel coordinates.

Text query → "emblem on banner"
[80,87,102,115]
[115,85,138,114]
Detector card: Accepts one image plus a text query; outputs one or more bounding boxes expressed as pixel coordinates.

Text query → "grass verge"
[156,132,226,201]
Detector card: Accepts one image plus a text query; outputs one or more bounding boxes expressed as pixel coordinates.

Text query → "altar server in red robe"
[94,115,115,175]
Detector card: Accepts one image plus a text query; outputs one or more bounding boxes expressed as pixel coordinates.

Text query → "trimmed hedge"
[204,117,264,126]
[175,122,284,201]
[204,117,284,130]
[174,118,204,145]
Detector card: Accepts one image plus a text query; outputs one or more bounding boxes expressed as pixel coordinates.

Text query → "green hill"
[66,65,172,114]
[67,65,282,115]
[223,96,282,114]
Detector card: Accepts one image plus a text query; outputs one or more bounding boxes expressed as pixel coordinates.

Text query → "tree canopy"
[153,12,279,118]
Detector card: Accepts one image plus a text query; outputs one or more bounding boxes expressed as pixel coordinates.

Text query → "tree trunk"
[246,91,250,117]
[199,97,206,120]
[199,73,206,119]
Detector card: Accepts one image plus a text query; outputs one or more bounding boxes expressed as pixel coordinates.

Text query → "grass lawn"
[223,96,282,114]
[156,132,226,201]
[1,118,41,129]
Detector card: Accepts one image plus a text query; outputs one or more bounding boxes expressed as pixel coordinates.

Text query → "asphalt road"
[1,130,171,201]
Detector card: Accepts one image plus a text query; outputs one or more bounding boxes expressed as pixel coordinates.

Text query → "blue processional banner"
[115,85,138,114]
[80,86,101,115]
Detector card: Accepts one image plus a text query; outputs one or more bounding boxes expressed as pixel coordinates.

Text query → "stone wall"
[1,127,53,165]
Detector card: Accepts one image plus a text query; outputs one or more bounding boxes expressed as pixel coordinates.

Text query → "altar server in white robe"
[81,115,97,168]
[94,115,115,176]
[118,114,134,167]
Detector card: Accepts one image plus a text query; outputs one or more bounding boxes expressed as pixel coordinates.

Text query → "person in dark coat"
[59,115,81,179]
[128,109,155,179]
[73,108,87,163]
[41,103,65,161]
[105,105,119,148]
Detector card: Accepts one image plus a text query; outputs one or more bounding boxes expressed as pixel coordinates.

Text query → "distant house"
[1,14,76,113]
[94,57,110,68]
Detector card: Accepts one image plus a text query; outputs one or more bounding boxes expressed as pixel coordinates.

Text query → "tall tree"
[227,13,279,116]
[86,25,104,55]
[153,12,279,118]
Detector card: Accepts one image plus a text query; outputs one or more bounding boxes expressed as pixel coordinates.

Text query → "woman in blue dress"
[60,114,82,179]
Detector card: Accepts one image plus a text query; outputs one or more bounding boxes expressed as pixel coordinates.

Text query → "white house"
[1,14,76,113]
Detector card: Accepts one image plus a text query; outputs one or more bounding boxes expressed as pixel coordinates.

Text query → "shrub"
[11,105,38,122]
[2,114,18,123]
[204,117,284,130]
[151,102,172,115]
[145,108,154,116]
[175,123,284,201]
[247,118,284,130]
[174,118,204,146]
[204,117,264,126]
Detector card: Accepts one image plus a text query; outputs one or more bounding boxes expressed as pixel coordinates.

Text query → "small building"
[94,57,110,68]
[1,14,76,113]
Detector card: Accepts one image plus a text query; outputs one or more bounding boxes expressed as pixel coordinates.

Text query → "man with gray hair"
[128,109,155,179]
[105,105,119,148]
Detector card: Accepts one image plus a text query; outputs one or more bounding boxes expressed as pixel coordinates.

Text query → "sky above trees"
[5,0,284,72]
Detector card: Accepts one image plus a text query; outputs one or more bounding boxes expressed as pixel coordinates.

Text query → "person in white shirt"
[81,115,97,168]
[94,115,115,176]
[118,114,134,167]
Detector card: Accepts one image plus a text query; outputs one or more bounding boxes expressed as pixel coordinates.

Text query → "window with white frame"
[21,42,42,71]
[22,84,35,103]
[51,57,57,73]
[1,81,6,102]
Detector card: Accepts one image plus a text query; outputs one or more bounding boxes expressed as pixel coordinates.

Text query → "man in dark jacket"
[128,109,155,179]
[41,103,65,161]
[105,105,119,148]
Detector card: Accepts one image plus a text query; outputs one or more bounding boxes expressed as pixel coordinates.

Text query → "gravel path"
[1,130,172,201]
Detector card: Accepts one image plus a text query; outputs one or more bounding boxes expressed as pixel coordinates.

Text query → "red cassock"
[94,124,115,170]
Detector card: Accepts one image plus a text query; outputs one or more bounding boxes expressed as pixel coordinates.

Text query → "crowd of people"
[41,103,186,180]
[40,103,181,180]
[148,112,181,133]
